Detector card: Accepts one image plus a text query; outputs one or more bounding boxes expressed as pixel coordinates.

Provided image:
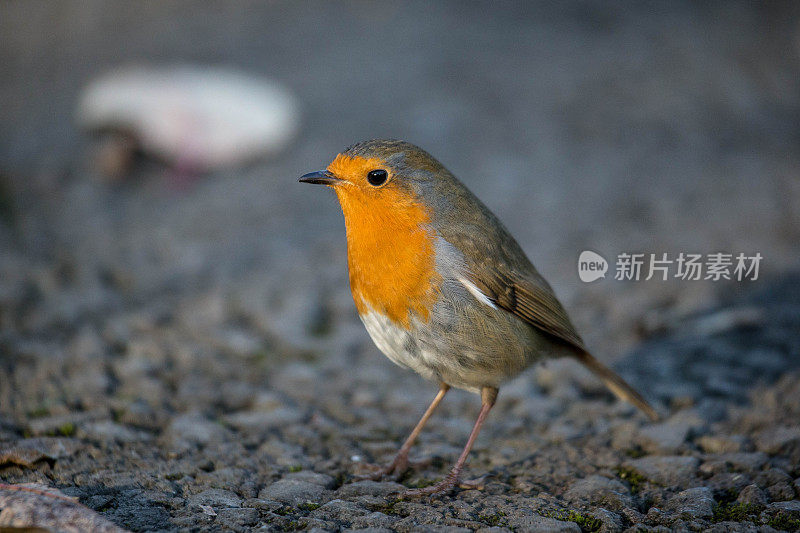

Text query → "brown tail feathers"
[573,349,659,421]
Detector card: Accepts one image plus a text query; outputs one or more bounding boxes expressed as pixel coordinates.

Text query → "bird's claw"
[352,455,410,482]
[397,474,485,499]
[399,475,458,499]
[458,475,486,490]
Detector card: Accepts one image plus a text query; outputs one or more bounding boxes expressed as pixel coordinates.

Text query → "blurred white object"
[77,65,299,173]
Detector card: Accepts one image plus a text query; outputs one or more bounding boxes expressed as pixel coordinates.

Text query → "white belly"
[359,311,439,382]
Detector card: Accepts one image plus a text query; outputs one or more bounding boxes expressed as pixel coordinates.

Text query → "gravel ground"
[1,275,800,532]
[2,1,800,531]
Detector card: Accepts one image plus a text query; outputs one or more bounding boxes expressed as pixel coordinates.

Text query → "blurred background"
[3,0,799,357]
[1,1,800,529]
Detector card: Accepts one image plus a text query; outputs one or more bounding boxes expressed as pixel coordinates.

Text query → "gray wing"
[435,202,658,421]
[435,207,585,352]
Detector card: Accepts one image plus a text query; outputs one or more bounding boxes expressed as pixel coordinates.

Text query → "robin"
[300,139,658,497]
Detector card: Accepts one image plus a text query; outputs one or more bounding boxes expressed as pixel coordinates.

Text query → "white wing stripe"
[457,276,498,310]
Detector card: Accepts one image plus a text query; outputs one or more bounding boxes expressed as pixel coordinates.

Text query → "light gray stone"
[188,489,243,508]
[564,475,633,511]
[637,421,691,454]
[754,426,800,455]
[244,498,284,512]
[301,518,338,530]
[589,508,624,533]
[284,470,335,488]
[0,437,81,468]
[506,511,582,532]
[0,483,125,533]
[215,507,260,528]
[78,421,151,443]
[755,468,792,487]
[195,467,249,490]
[766,481,796,502]
[736,484,767,506]
[344,527,395,533]
[311,499,370,522]
[223,407,304,432]
[25,410,108,437]
[259,478,330,506]
[162,413,231,447]
[665,487,715,519]
[700,452,768,475]
[625,456,699,487]
[768,500,800,512]
[349,511,399,529]
[696,434,747,454]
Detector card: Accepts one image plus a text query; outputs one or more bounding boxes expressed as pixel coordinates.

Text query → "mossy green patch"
[766,511,800,531]
[281,519,303,531]
[616,466,646,493]
[298,501,320,511]
[478,510,508,527]
[380,500,405,516]
[539,509,602,532]
[712,502,763,523]
[624,446,647,458]
[57,422,76,437]
[27,406,50,418]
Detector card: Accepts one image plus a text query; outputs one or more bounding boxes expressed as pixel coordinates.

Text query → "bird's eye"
[367,169,388,187]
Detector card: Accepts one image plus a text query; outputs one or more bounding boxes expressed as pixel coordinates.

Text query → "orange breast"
[328,155,441,328]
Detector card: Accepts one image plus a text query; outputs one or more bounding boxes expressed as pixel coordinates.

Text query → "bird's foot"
[398,473,485,499]
[353,462,405,482]
[458,476,487,490]
[353,453,425,482]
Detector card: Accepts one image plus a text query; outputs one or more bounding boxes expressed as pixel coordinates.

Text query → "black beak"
[299,170,341,185]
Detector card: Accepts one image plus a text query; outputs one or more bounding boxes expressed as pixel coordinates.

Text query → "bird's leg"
[401,386,497,498]
[355,383,450,481]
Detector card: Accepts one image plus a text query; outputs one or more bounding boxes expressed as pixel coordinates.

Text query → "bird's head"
[299,139,454,222]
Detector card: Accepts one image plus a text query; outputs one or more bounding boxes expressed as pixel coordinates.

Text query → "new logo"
[578,251,608,282]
